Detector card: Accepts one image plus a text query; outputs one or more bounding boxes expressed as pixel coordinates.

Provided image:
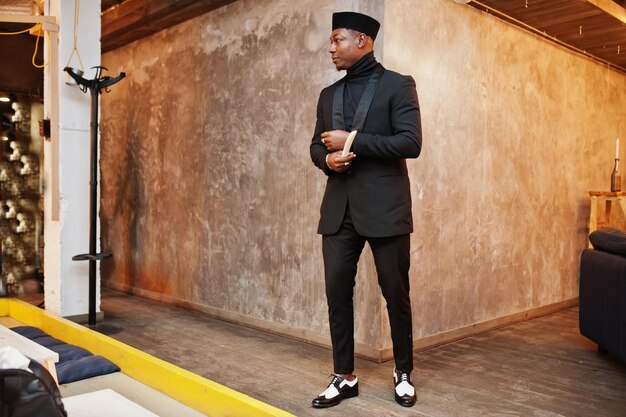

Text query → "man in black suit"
[310,11,422,409]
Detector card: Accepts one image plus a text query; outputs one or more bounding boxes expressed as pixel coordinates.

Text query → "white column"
[43,0,101,319]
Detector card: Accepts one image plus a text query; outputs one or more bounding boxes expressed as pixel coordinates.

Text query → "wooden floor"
[98,290,626,417]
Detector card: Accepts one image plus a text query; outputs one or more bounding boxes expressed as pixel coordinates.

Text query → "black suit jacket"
[310,66,422,237]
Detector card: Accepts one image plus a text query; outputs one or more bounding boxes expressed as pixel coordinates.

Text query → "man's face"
[328,28,363,71]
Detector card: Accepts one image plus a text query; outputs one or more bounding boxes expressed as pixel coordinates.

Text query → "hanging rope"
[0,24,39,35]
[64,0,84,72]
[0,23,47,68]
[32,24,45,68]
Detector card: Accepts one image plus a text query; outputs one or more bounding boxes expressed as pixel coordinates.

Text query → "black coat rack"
[65,66,125,326]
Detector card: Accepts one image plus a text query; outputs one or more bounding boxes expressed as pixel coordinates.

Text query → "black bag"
[0,359,67,417]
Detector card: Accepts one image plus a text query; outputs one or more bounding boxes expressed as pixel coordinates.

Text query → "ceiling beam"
[102,0,124,12]
[587,0,626,24]
[101,0,237,53]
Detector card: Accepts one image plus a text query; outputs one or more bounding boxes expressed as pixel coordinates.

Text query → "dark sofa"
[579,227,626,363]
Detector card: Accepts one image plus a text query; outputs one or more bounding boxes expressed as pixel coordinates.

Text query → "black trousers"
[322,207,413,374]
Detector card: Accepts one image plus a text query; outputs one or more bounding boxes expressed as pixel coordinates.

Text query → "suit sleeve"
[351,76,422,159]
[310,92,334,176]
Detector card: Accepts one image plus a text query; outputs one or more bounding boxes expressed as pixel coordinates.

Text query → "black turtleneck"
[344,51,379,131]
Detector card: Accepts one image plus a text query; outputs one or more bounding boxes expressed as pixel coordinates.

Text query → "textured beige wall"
[383,0,626,344]
[100,0,387,353]
[100,0,626,356]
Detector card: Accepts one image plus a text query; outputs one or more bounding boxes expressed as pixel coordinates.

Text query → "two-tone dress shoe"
[393,367,416,407]
[311,374,359,408]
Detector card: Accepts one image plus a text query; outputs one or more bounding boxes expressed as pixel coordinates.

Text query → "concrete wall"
[100,0,388,356]
[100,0,626,358]
[384,0,626,345]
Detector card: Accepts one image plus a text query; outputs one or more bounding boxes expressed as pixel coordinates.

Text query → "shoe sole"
[394,394,416,407]
[311,385,359,408]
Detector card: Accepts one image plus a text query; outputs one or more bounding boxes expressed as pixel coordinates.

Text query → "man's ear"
[358,33,366,48]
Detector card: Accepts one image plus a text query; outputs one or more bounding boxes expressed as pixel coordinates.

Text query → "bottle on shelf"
[611,158,621,192]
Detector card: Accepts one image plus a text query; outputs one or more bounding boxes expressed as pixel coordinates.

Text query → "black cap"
[332,12,380,41]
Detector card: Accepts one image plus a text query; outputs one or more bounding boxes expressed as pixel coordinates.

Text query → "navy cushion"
[30,336,66,348]
[47,344,92,362]
[10,326,49,339]
[589,227,626,256]
[10,325,120,384]
[56,355,120,384]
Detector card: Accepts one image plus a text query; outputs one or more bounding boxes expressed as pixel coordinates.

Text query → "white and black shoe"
[311,374,359,408]
[393,367,416,407]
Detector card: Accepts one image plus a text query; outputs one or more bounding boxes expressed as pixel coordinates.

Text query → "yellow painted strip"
[0,298,295,417]
[0,299,8,316]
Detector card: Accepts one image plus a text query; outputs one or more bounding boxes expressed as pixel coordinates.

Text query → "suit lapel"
[331,65,385,132]
[332,79,346,130]
[352,65,384,131]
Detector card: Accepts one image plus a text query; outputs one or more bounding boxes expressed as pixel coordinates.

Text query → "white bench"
[0,324,59,383]
[63,389,160,417]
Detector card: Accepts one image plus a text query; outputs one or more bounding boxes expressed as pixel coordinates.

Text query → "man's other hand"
[321,130,349,152]
[327,151,356,173]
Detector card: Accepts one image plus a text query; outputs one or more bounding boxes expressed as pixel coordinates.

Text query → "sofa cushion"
[589,227,626,256]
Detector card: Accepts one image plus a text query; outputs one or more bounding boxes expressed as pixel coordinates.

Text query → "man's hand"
[327,151,356,173]
[321,130,349,152]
